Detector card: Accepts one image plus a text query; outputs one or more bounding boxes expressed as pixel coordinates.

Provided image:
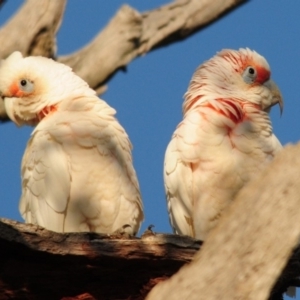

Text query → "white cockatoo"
[164,48,283,241]
[0,51,144,235]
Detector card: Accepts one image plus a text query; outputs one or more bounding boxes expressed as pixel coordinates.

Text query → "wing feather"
[20,131,70,231]
[164,136,194,236]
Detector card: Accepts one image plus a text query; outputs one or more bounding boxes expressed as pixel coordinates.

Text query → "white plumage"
[164,48,283,240]
[0,51,143,234]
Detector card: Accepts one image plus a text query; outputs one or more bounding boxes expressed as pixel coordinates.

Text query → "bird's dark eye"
[18,79,34,93]
[242,66,257,84]
[20,79,27,86]
[248,67,255,75]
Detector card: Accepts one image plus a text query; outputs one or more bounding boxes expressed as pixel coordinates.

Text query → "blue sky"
[0,1,300,297]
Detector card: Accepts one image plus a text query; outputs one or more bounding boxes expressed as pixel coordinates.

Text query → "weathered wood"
[0,218,200,260]
[59,0,247,94]
[146,143,300,300]
[0,213,299,300]
[0,0,66,59]
[0,218,201,300]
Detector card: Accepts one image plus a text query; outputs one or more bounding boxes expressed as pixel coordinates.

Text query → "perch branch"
[0,218,200,300]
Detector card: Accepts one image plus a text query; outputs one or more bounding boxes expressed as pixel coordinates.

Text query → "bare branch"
[0,218,201,299]
[139,0,247,53]
[147,143,300,300]
[0,0,66,59]
[58,5,143,95]
[0,218,201,260]
[58,0,246,93]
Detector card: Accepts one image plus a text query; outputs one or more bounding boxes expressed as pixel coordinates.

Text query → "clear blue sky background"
[0,1,299,298]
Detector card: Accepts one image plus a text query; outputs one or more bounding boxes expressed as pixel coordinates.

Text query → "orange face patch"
[8,81,25,97]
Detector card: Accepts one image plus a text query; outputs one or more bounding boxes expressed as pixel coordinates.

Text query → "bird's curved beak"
[3,97,21,126]
[263,79,284,115]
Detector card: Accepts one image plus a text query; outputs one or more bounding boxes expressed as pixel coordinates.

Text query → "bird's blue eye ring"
[242,66,257,84]
[19,79,34,93]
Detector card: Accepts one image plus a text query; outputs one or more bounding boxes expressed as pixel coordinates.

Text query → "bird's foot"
[110,224,134,239]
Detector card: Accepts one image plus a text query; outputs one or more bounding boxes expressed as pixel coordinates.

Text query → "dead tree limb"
[58,0,247,94]
[0,0,246,120]
[147,143,300,300]
[0,218,201,300]
[0,0,66,59]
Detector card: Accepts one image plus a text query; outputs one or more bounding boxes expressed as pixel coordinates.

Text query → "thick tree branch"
[0,218,200,300]
[0,0,66,58]
[0,0,246,121]
[58,5,143,95]
[58,0,247,93]
[0,218,200,260]
[147,143,300,300]
[138,0,247,53]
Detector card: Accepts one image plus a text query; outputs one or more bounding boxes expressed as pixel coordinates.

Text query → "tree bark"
[0,218,201,300]
[58,0,247,94]
[147,143,300,300]
[0,0,66,59]
[0,0,246,120]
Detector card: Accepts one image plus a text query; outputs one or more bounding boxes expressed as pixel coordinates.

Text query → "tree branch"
[138,0,247,53]
[0,218,200,300]
[0,0,66,58]
[58,0,247,94]
[147,143,300,300]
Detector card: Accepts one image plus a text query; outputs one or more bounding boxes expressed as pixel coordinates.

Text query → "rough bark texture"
[0,0,246,119]
[0,0,66,59]
[58,0,247,94]
[147,143,300,300]
[0,219,201,300]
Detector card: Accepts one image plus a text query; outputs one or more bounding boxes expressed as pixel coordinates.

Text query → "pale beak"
[263,79,284,115]
[3,97,21,126]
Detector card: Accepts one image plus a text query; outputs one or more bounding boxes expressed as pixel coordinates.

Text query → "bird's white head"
[0,51,96,126]
[183,48,283,116]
